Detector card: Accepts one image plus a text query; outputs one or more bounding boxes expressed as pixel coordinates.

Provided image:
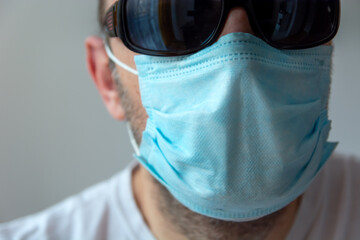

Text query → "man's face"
[85,1,334,239]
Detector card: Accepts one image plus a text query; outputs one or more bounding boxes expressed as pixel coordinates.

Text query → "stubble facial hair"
[111,65,286,240]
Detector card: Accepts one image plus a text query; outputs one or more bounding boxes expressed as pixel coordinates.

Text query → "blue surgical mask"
[106,33,337,221]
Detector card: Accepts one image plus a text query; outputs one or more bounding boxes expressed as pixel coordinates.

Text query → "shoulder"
[321,153,360,195]
[301,152,360,203]
[313,152,360,210]
[325,152,360,172]
[316,153,360,238]
[289,153,360,240]
[0,163,135,240]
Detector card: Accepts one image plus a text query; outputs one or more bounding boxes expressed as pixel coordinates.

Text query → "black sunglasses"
[103,0,340,56]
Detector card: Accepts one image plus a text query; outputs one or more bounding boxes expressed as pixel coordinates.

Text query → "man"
[1,0,359,239]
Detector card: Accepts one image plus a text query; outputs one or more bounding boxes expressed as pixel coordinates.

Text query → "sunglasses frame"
[104,0,340,56]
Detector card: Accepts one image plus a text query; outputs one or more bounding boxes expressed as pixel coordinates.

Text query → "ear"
[85,36,125,121]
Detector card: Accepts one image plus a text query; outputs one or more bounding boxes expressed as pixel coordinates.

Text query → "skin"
[85,1,332,239]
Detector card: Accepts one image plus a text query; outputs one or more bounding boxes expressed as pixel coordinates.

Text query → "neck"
[132,165,300,240]
[133,165,186,240]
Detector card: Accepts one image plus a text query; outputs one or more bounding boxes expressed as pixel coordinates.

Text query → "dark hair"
[98,0,106,33]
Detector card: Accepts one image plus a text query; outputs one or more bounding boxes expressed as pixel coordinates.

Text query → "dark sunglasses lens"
[125,0,222,54]
[252,0,339,48]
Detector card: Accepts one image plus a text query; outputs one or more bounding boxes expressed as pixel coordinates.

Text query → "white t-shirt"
[0,154,359,240]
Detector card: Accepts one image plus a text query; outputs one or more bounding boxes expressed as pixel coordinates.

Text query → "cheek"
[110,38,138,70]
[110,40,148,128]
[109,38,141,99]
[114,62,142,111]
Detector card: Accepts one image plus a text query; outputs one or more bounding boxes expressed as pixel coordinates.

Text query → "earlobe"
[85,36,126,121]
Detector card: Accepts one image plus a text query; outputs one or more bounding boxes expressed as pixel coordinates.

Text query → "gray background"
[0,0,359,223]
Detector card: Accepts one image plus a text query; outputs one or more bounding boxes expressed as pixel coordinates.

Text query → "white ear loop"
[104,41,140,155]
[104,42,139,76]
[126,122,141,157]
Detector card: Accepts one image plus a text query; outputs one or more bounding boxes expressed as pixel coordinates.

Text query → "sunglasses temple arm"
[103,3,118,37]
